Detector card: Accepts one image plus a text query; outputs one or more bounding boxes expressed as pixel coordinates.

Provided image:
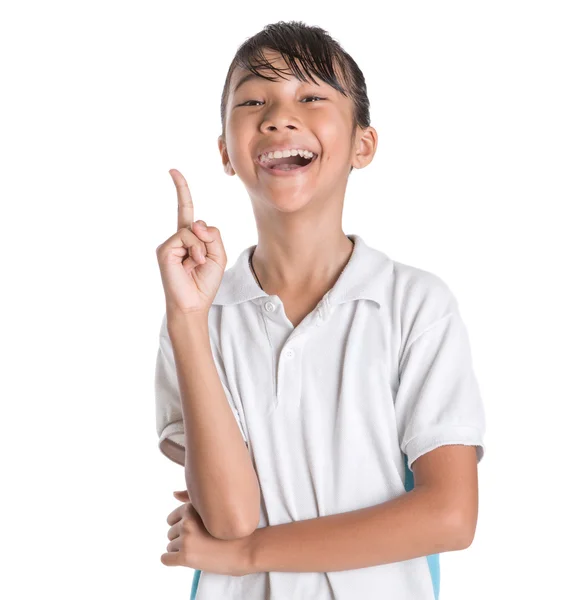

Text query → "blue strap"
[189,568,201,599]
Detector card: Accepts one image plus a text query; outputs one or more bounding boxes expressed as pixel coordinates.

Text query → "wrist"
[166,309,209,335]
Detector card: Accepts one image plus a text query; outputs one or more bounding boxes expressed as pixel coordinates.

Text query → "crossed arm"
[243,444,479,574]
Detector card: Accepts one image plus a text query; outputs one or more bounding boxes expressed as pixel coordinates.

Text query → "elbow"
[208,510,260,541]
[233,511,261,539]
[207,491,261,540]
[457,521,477,550]
[214,479,261,540]
[189,469,262,541]
[444,508,477,550]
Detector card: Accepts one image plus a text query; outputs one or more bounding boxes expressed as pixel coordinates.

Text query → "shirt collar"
[212,233,393,310]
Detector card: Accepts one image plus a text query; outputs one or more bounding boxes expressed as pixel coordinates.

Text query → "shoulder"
[360,237,459,336]
[391,258,458,311]
[389,258,460,342]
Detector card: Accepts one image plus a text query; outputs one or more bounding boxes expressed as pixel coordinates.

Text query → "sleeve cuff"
[158,421,185,465]
[403,425,486,470]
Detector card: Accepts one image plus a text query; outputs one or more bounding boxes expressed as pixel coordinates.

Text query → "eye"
[239,100,263,107]
[238,96,325,107]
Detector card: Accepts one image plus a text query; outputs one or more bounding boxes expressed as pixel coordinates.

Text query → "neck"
[250,230,355,297]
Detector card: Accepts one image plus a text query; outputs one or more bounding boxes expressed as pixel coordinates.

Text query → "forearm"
[167,311,260,539]
[246,486,469,574]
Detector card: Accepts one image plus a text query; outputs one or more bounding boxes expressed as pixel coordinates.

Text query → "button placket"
[277,341,302,405]
[262,295,326,404]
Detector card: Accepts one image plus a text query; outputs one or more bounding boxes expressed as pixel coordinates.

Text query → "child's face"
[218,49,372,210]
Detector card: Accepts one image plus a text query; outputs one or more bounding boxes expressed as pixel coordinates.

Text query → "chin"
[260,189,316,212]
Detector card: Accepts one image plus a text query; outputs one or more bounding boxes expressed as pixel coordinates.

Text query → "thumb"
[173,489,189,500]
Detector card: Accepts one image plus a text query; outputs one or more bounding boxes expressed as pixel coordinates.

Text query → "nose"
[260,104,300,133]
[262,122,298,133]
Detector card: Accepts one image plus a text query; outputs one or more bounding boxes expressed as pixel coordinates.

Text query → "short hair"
[220,20,371,174]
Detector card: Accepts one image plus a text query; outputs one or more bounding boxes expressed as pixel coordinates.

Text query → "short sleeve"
[395,305,486,471]
[154,311,248,466]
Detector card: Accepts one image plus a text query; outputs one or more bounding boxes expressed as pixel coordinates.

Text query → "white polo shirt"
[155,233,486,600]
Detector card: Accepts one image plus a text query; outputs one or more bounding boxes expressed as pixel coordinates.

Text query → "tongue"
[268,155,305,169]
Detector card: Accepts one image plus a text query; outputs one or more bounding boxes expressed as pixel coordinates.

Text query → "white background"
[1,1,583,598]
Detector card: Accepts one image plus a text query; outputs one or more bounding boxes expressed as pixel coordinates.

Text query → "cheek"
[224,139,248,169]
[227,122,256,155]
[316,115,351,149]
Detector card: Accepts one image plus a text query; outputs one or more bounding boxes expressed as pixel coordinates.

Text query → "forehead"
[230,50,339,96]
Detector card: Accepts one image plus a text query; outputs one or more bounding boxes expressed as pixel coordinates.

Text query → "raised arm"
[156,168,260,540]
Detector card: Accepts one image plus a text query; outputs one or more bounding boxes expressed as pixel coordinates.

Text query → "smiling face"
[218,49,377,213]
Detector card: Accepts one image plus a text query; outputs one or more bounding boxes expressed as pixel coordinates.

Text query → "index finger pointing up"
[169,169,194,231]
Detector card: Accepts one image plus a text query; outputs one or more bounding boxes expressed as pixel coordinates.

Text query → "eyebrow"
[233,73,265,95]
[232,70,322,98]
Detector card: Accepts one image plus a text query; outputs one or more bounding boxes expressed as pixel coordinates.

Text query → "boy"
[155,20,486,600]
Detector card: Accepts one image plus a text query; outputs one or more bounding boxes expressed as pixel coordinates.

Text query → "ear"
[351,125,378,170]
[218,135,236,176]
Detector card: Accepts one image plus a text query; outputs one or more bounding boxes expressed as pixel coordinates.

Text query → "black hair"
[219,20,371,174]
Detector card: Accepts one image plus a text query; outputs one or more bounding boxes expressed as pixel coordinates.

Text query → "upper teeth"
[259,149,315,162]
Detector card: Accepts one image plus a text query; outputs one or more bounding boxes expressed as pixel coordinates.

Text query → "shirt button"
[285,348,295,358]
[264,301,275,312]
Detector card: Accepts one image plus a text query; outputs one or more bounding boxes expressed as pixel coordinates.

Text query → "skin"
[218,49,378,324]
[161,49,480,576]
[162,490,250,575]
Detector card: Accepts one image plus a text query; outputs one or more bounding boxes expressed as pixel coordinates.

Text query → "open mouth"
[257,153,318,172]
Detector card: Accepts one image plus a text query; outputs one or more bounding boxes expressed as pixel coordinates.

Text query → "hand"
[160,490,251,577]
[156,169,228,316]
